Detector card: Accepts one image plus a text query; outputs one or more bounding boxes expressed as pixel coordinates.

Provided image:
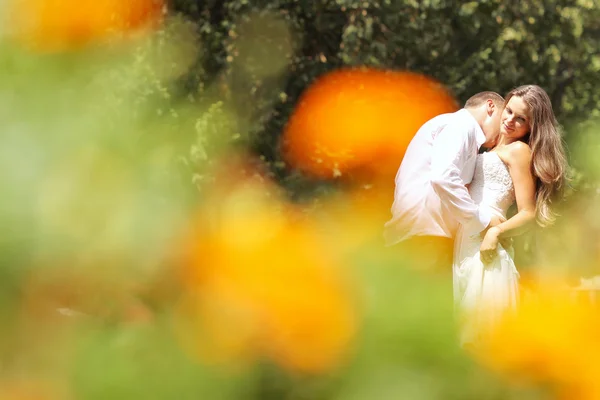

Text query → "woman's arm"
[495,142,537,237]
[480,142,536,262]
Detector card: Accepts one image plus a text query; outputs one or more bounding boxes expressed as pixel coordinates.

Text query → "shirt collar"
[458,108,486,149]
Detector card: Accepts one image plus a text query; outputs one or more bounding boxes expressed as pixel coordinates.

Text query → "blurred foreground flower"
[475,283,600,400]
[20,260,153,326]
[0,379,70,400]
[282,68,458,180]
[313,186,395,257]
[7,0,164,51]
[174,157,358,375]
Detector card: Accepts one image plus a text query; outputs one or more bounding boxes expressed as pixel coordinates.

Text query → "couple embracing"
[384,85,568,345]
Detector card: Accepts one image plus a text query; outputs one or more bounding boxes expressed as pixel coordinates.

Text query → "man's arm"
[429,122,492,233]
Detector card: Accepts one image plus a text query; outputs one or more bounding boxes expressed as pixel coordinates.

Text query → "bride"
[454,85,568,346]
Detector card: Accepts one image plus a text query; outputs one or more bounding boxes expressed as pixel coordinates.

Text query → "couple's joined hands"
[480,215,512,264]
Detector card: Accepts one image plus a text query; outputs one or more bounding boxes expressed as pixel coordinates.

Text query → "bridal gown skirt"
[453,226,520,346]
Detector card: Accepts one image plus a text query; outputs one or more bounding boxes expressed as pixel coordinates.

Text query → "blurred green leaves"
[1,1,600,399]
[169,0,600,200]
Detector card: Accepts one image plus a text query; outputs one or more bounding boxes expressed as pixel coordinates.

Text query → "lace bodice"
[469,152,515,218]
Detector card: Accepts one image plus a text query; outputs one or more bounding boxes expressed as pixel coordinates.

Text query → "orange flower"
[175,165,357,374]
[8,0,163,51]
[474,284,600,400]
[282,68,458,180]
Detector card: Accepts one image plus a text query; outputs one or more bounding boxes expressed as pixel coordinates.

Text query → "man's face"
[481,101,503,148]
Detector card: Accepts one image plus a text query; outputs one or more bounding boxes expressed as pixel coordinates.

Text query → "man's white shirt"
[384,109,491,246]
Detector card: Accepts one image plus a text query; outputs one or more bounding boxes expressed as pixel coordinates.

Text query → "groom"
[384,91,506,272]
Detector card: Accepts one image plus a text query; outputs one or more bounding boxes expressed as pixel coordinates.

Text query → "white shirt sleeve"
[429,122,490,233]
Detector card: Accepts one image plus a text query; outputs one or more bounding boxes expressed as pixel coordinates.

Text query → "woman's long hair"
[505,85,568,226]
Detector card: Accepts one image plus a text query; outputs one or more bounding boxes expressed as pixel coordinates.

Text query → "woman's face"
[500,96,531,140]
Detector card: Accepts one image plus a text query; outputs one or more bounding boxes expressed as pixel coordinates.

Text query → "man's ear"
[486,99,495,115]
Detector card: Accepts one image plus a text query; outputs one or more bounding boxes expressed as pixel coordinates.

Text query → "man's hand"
[480,227,501,264]
[480,214,506,239]
[485,215,513,248]
[488,214,506,228]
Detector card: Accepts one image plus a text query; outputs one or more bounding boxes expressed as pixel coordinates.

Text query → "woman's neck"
[496,135,517,148]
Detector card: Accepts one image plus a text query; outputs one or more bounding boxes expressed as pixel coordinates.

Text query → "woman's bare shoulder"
[497,141,532,168]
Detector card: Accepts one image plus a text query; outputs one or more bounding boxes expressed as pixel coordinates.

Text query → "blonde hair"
[505,85,568,226]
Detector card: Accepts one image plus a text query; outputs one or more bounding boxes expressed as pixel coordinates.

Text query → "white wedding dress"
[453,151,520,345]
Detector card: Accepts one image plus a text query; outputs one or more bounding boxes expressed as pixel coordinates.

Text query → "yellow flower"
[8,0,163,51]
[475,283,600,399]
[175,163,357,374]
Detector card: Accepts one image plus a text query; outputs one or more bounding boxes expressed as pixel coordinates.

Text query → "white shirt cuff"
[475,207,491,233]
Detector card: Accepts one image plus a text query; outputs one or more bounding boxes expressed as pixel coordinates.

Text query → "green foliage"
[170,0,600,195]
[1,2,600,399]
[163,0,600,275]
